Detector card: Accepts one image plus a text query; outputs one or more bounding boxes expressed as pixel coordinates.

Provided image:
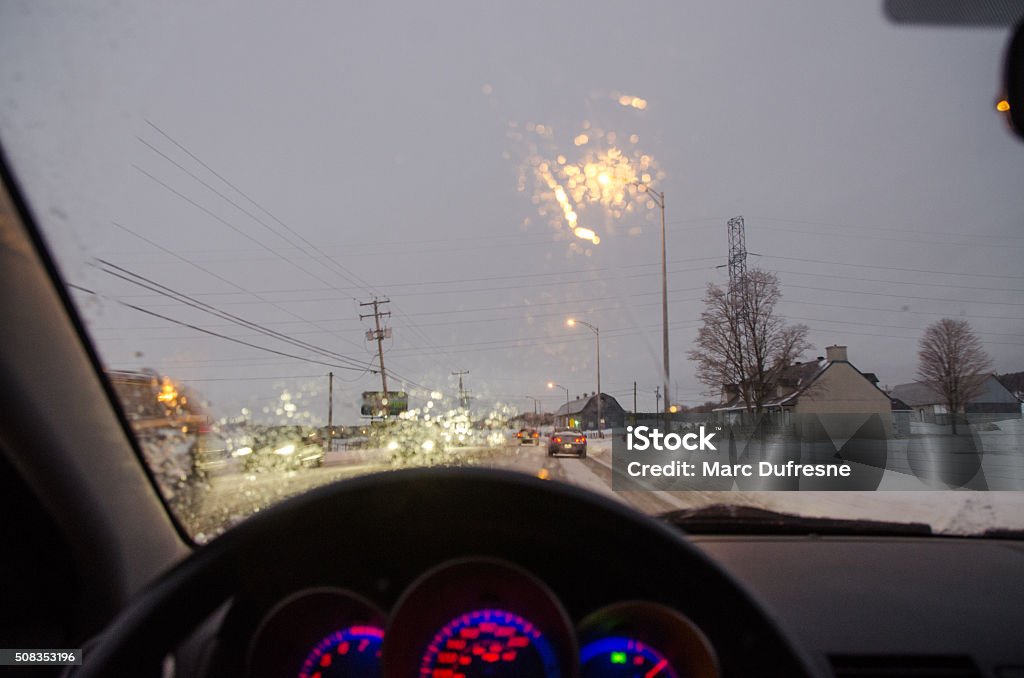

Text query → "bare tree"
[688,269,811,413]
[916,318,992,435]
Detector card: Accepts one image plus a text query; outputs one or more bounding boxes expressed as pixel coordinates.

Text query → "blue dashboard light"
[580,637,678,678]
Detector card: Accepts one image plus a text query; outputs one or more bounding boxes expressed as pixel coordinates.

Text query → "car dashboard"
[72,468,811,677]
[80,469,1022,678]
[207,558,717,677]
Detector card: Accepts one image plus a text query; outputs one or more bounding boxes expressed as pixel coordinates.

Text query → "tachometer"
[580,637,678,677]
[246,588,387,678]
[298,625,383,678]
[420,608,560,677]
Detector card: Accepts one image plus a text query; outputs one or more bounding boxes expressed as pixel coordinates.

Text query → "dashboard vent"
[829,655,981,678]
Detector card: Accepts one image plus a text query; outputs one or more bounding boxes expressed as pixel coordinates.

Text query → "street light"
[547,382,570,428]
[567,318,602,438]
[521,395,541,416]
[633,181,670,430]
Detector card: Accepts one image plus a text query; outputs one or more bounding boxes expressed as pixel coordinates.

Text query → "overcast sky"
[2,1,1022,424]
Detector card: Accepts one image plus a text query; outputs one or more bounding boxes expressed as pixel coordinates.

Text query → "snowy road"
[184,429,1024,541]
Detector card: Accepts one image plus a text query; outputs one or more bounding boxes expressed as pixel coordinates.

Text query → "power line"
[773,267,1024,295]
[180,374,324,383]
[69,284,373,371]
[783,282,1024,309]
[142,120,456,388]
[93,258,378,371]
[107,222,370,354]
[761,253,1024,281]
[748,214,1024,246]
[140,124,379,297]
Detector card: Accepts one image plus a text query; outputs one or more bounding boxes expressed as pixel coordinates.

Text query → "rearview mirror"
[883,1,1024,142]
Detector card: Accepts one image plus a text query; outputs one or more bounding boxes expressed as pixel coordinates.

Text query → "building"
[890,375,1021,425]
[554,393,626,431]
[996,372,1024,412]
[714,345,894,436]
[890,396,913,437]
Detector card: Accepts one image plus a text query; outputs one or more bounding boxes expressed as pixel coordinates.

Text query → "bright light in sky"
[517,120,664,247]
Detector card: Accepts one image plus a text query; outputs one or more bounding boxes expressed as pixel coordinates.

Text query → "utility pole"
[453,370,470,408]
[523,396,540,416]
[658,191,669,432]
[360,297,391,413]
[633,381,638,413]
[326,371,334,451]
[634,183,670,431]
[654,386,661,417]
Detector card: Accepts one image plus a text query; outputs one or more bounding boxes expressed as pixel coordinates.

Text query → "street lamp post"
[547,382,569,428]
[634,182,670,430]
[522,395,541,417]
[567,318,602,437]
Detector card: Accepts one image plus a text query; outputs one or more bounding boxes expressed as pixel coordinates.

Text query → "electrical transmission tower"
[360,297,391,397]
[727,216,748,300]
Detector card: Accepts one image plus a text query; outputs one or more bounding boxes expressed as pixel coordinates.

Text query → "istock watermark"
[610,412,1024,491]
[626,425,717,452]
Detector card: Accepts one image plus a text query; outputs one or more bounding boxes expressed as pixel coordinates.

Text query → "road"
[183,431,1024,542]
[185,438,656,541]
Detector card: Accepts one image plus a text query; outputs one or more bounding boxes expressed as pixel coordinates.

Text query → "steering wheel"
[74,467,818,677]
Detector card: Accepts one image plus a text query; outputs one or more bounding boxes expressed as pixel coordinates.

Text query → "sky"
[1,0,1023,425]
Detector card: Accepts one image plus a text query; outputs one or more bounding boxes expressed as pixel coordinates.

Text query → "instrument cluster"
[244,558,718,678]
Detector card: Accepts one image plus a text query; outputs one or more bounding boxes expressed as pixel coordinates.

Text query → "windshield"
[2,1,1022,542]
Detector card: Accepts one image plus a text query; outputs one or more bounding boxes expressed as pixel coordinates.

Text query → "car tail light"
[516,432,522,438]
[532,432,539,438]
[552,437,562,443]
[574,437,585,443]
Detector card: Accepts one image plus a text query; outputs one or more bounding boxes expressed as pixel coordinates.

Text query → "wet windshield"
[1,1,1022,542]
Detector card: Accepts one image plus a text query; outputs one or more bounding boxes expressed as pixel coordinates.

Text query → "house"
[996,372,1024,412]
[714,345,894,436]
[554,392,626,431]
[890,375,1021,425]
[890,396,913,437]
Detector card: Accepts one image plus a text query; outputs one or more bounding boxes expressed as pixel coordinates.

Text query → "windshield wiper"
[661,505,933,536]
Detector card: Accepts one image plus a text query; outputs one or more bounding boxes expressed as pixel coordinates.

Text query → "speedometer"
[420,608,560,677]
[383,559,577,676]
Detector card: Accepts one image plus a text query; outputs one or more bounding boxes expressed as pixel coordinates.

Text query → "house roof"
[890,396,912,412]
[891,374,1018,407]
[554,393,620,417]
[997,371,1024,397]
[714,358,831,412]
[888,381,941,407]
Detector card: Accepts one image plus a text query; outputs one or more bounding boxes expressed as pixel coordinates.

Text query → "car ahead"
[516,427,540,444]
[548,430,587,458]
[237,426,325,472]
[192,427,233,475]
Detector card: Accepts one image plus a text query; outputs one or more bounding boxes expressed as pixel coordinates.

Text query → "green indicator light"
[610,651,627,664]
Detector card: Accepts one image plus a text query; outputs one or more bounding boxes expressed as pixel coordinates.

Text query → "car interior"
[2,3,1024,678]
